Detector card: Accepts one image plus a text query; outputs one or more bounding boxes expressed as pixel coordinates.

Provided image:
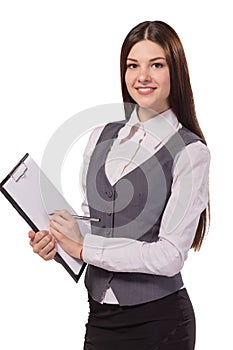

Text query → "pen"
[49,213,100,222]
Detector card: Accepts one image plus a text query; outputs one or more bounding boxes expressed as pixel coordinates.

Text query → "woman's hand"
[49,209,83,259]
[28,230,57,260]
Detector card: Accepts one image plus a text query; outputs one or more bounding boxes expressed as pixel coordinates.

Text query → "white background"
[0,1,232,349]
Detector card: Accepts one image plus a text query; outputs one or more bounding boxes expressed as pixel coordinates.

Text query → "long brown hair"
[120,20,210,250]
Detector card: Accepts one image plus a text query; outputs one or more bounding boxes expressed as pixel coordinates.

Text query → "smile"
[136,87,157,95]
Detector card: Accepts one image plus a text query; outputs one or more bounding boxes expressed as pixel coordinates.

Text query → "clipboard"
[0,153,86,282]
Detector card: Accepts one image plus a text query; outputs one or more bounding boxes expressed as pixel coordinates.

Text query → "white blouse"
[79,108,210,304]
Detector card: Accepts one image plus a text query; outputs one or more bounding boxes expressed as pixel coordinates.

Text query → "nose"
[137,66,152,84]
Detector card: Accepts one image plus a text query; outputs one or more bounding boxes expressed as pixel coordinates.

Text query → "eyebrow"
[127,57,166,62]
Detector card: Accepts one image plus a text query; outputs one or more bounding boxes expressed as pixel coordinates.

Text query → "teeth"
[138,88,154,91]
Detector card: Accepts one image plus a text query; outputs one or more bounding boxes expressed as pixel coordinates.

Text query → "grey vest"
[85,120,203,306]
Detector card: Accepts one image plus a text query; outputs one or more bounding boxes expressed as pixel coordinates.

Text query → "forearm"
[82,233,184,276]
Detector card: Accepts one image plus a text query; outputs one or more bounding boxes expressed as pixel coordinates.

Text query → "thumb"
[28,230,36,239]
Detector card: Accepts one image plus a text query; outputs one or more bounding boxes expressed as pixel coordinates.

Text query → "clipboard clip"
[11,162,28,182]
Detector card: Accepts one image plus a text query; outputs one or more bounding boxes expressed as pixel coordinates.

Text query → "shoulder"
[173,140,210,176]
[183,140,210,166]
[176,126,210,161]
[185,140,210,158]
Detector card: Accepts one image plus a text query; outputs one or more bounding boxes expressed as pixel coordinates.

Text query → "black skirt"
[84,288,196,350]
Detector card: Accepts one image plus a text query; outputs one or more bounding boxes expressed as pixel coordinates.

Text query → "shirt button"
[107,212,112,216]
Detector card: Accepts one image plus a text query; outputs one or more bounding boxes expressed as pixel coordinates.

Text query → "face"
[125,40,171,118]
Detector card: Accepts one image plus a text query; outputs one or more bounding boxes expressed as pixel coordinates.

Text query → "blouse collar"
[118,107,181,144]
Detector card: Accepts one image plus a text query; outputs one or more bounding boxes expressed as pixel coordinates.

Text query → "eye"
[127,63,138,69]
[152,62,164,68]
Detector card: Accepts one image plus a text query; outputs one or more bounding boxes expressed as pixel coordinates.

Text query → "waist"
[89,287,187,310]
[102,285,185,305]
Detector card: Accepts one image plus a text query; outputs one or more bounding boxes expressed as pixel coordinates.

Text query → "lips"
[135,87,157,95]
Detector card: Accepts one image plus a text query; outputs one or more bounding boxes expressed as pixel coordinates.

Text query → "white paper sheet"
[1,154,85,276]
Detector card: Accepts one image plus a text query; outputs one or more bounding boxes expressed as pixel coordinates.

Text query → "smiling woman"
[29,20,210,350]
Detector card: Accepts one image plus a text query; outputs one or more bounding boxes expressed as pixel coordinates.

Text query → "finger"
[40,242,57,260]
[33,234,54,254]
[44,247,57,260]
[50,215,67,229]
[39,237,57,260]
[50,220,76,242]
[50,220,63,235]
[29,231,49,247]
[50,214,68,231]
[32,230,50,244]
[53,209,73,221]
[50,223,65,242]
[50,217,74,238]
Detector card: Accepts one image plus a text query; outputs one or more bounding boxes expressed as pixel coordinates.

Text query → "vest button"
[107,212,112,216]
[105,190,113,198]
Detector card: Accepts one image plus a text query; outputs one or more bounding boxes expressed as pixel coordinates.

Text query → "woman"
[29,21,210,349]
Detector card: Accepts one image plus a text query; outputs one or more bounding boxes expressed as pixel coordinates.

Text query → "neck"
[137,106,170,122]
